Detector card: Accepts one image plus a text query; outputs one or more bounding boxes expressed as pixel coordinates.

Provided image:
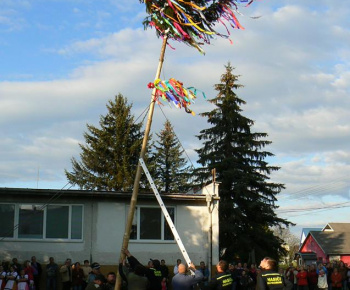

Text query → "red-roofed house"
[299,223,350,264]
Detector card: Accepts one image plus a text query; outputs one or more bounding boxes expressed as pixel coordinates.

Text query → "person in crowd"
[292,266,299,290]
[331,267,342,290]
[0,265,6,289]
[207,260,233,289]
[46,257,58,290]
[198,261,210,290]
[326,263,333,290]
[229,263,239,290]
[347,267,350,290]
[318,269,328,290]
[30,256,42,290]
[240,270,254,290]
[123,248,165,290]
[85,274,106,290]
[243,263,249,272]
[317,263,328,275]
[72,262,85,290]
[60,258,72,290]
[103,272,116,290]
[81,260,91,288]
[338,262,347,290]
[23,261,34,284]
[87,263,101,283]
[235,262,244,289]
[4,265,18,290]
[173,259,181,275]
[172,262,203,290]
[16,269,29,290]
[256,257,284,290]
[160,259,169,289]
[248,263,258,286]
[11,258,22,273]
[308,264,318,290]
[279,268,293,290]
[296,265,308,290]
[285,265,295,288]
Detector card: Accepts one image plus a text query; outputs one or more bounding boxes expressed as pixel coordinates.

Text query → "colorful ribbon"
[140,0,256,53]
[148,78,206,116]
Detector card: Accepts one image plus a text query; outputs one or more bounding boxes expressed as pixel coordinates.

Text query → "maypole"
[115,0,257,288]
[115,35,168,290]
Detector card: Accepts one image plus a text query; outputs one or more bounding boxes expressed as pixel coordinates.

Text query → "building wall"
[0,199,93,264]
[0,194,219,268]
[92,200,219,266]
[300,235,327,262]
[340,255,350,264]
[125,202,219,266]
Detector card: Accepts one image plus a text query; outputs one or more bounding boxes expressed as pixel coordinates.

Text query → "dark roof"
[322,223,350,233]
[0,187,218,203]
[310,231,350,255]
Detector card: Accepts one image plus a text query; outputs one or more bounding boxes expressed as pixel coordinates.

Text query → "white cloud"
[0,0,350,239]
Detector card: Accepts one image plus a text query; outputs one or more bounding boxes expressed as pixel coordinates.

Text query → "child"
[5,266,18,290]
[16,270,29,290]
[317,269,328,290]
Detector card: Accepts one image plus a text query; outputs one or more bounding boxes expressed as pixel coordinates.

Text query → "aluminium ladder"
[139,158,192,268]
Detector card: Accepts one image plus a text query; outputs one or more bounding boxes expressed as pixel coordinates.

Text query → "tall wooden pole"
[115,35,168,290]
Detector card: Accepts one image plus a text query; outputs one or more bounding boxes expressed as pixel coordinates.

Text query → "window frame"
[129,205,176,243]
[0,203,84,241]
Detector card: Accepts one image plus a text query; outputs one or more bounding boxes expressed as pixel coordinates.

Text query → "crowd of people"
[0,257,116,290]
[282,260,350,290]
[1,255,350,290]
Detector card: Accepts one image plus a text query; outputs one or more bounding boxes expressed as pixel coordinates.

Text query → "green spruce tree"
[65,94,145,191]
[151,120,191,193]
[195,64,292,261]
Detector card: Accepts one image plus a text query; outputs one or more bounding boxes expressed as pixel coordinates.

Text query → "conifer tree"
[151,120,191,193]
[195,64,292,261]
[65,94,145,191]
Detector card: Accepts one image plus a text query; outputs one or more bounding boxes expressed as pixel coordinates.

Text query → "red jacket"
[331,272,342,288]
[24,266,34,281]
[297,271,308,286]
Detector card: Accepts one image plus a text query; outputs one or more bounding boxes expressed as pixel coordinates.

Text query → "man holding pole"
[123,249,165,290]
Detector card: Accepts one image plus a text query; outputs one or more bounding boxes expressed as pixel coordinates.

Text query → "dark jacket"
[256,270,284,290]
[207,272,233,289]
[127,256,164,290]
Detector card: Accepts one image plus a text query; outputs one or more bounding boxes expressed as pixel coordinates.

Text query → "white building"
[0,184,219,268]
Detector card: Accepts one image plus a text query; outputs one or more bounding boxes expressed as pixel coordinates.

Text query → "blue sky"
[0,0,142,80]
[1,0,349,236]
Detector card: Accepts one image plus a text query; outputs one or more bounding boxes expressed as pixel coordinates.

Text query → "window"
[0,203,83,240]
[130,206,175,241]
[0,204,15,238]
[46,205,69,239]
[19,205,44,239]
